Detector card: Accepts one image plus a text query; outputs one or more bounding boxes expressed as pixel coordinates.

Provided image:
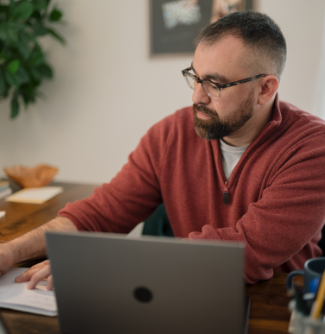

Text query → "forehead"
[192,35,249,81]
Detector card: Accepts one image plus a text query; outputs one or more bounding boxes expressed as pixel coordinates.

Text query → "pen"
[310,270,325,320]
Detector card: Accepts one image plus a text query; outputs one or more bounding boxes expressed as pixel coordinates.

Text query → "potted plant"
[0,0,65,119]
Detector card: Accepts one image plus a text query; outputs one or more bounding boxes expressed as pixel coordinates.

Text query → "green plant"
[0,0,65,119]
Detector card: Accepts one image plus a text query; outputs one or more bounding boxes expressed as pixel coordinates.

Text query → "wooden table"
[0,181,292,334]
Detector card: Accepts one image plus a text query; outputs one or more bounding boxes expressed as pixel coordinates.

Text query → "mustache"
[193,104,218,119]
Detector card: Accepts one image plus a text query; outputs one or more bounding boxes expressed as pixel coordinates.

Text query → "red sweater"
[59,95,325,284]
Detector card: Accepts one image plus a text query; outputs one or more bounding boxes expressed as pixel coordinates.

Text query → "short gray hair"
[194,11,287,79]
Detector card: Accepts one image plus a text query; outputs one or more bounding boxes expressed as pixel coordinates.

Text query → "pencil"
[310,269,325,320]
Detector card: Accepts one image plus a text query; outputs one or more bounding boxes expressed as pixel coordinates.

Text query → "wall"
[0,0,324,184]
[257,0,325,116]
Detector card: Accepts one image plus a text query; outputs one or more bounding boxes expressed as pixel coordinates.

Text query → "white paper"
[0,267,57,316]
[6,187,63,204]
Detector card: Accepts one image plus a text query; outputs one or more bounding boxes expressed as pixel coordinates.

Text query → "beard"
[193,90,255,140]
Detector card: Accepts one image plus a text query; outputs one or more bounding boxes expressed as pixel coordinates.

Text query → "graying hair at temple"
[194,11,287,80]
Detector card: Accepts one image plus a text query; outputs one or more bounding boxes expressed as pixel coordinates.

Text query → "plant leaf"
[29,48,44,66]
[17,31,32,59]
[33,0,48,11]
[10,93,20,118]
[0,5,9,18]
[33,21,48,36]
[4,66,30,87]
[9,0,15,12]
[1,0,65,119]
[0,49,12,61]
[7,59,20,74]
[5,69,19,87]
[0,71,7,96]
[0,22,19,43]
[36,63,53,78]
[12,1,35,21]
[21,83,37,106]
[29,68,41,82]
[47,27,65,44]
[49,8,62,22]
[15,67,30,85]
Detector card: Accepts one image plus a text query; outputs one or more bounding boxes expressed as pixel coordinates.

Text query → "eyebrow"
[191,62,229,83]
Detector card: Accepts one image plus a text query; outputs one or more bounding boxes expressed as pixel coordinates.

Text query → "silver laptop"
[46,231,246,334]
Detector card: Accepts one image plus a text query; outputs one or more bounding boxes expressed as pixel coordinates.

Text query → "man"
[2,11,325,288]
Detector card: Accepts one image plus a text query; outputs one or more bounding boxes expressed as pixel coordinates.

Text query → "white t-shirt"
[219,139,249,180]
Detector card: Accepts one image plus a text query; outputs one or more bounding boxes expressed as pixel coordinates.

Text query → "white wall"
[257,0,325,116]
[1,0,325,184]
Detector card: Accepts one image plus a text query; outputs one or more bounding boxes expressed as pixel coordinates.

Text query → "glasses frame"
[182,66,268,100]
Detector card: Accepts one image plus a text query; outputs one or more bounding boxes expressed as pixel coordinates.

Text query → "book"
[6,186,63,204]
[0,181,9,189]
[0,181,11,199]
[0,188,12,200]
[0,185,9,192]
[0,267,57,316]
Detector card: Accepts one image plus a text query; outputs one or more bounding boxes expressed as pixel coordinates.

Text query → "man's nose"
[192,83,210,105]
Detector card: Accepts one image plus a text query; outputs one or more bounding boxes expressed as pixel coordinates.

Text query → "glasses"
[182,66,268,100]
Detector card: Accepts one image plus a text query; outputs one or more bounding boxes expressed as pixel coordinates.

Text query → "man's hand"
[15,260,53,290]
[0,216,76,288]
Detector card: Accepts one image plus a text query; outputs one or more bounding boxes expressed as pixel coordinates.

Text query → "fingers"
[14,259,54,291]
[27,265,52,290]
[46,274,53,291]
[15,260,50,283]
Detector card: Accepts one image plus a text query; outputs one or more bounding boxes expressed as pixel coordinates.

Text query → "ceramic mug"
[286,257,325,294]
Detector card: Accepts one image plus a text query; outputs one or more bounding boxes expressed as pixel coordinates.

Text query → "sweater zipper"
[223,181,229,204]
[219,117,276,206]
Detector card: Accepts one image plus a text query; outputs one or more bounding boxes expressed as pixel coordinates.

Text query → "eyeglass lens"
[184,72,220,99]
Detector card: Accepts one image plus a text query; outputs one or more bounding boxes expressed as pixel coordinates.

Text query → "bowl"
[3,164,58,188]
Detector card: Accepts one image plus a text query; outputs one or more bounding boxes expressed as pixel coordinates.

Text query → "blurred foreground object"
[0,0,66,119]
[0,180,12,199]
[3,164,58,188]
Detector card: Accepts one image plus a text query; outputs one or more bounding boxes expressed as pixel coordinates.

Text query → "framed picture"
[150,0,253,55]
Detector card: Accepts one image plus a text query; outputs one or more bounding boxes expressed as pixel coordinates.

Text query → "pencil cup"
[287,258,325,294]
[289,301,325,334]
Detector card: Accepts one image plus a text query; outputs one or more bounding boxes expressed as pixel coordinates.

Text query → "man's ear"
[257,76,279,105]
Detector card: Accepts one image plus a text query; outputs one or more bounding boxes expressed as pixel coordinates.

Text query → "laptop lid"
[46,231,245,334]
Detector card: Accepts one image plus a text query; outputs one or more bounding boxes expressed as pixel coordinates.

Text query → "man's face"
[191,36,257,141]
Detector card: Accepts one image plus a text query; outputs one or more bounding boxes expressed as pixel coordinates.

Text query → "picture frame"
[150,0,253,55]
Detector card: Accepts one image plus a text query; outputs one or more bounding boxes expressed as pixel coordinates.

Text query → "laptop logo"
[133,287,153,303]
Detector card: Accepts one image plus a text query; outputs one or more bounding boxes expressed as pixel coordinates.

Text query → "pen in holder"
[287,264,325,334]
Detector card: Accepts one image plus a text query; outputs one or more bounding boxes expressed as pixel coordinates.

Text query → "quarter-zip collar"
[212,93,283,205]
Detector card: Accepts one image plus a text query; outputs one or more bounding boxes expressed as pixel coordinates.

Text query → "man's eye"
[208,82,219,90]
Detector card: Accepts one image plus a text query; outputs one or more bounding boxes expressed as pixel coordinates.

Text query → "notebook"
[6,187,63,204]
[0,267,57,316]
[46,231,248,334]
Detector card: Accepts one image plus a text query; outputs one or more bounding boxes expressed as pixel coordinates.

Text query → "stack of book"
[0,181,12,200]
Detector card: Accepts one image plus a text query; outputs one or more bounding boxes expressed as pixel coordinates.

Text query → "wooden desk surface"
[0,182,292,334]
